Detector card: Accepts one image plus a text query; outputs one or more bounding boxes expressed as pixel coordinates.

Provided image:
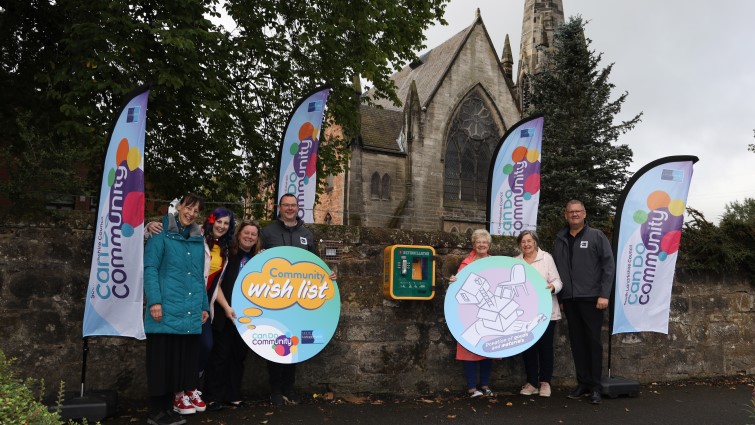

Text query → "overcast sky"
[423,0,754,223]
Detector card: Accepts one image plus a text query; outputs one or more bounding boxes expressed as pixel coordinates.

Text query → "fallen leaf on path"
[343,395,368,404]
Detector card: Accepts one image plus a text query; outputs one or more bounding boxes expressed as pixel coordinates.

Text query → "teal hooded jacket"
[143,213,209,334]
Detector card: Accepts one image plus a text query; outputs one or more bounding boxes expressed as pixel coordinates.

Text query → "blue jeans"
[463,359,492,390]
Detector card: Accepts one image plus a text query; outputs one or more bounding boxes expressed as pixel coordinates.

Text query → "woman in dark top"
[203,220,262,409]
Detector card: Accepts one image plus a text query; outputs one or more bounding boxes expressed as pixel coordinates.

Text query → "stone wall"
[0,216,752,400]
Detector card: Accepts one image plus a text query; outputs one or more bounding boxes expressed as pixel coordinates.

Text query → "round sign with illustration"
[232,246,340,364]
[444,256,552,358]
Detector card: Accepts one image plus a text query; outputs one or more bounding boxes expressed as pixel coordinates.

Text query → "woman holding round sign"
[448,229,497,398]
[445,230,554,399]
[515,230,562,398]
[204,220,262,410]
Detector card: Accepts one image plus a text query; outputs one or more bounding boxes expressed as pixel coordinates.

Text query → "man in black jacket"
[260,193,315,406]
[552,200,615,404]
[261,193,316,253]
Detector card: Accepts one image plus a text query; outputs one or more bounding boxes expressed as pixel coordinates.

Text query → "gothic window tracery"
[443,94,500,206]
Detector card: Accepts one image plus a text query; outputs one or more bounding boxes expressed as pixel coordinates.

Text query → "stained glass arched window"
[443,93,500,206]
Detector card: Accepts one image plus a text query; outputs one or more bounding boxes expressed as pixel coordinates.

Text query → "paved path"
[103,378,754,424]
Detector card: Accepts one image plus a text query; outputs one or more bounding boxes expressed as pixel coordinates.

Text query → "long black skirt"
[146,333,201,396]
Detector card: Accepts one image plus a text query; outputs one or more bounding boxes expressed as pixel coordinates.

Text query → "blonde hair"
[471,229,492,245]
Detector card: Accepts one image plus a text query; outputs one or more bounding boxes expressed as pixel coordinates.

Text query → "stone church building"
[315,0,564,233]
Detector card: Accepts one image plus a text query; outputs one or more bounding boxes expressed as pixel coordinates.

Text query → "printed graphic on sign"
[488,115,543,236]
[613,158,695,334]
[232,246,340,363]
[83,87,148,340]
[444,256,552,358]
[276,87,330,223]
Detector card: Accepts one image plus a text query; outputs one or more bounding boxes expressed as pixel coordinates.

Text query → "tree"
[527,16,642,234]
[720,198,755,281]
[0,0,448,215]
[679,200,755,282]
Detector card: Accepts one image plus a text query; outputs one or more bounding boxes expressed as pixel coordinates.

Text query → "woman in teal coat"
[144,193,210,424]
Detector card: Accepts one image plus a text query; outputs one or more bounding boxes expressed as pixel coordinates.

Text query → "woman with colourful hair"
[199,208,236,381]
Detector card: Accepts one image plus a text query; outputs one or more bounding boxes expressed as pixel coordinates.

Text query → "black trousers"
[204,323,249,403]
[522,320,556,386]
[146,333,200,413]
[562,299,604,391]
[267,361,296,395]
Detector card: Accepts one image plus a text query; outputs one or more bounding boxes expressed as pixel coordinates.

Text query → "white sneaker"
[539,382,552,397]
[468,389,483,398]
[520,383,539,395]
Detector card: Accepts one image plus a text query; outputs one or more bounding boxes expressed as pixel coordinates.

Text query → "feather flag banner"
[275,86,331,223]
[487,115,543,236]
[612,156,698,334]
[82,86,149,339]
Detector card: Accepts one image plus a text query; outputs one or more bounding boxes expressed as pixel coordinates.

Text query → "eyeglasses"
[280,203,298,208]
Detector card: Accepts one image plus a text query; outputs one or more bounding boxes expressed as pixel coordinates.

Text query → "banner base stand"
[601,376,640,398]
[52,390,117,421]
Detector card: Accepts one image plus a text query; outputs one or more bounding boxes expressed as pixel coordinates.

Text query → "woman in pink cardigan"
[515,230,563,397]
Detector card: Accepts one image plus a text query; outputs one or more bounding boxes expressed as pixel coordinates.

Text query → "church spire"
[502,34,514,84]
[516,0,565,111]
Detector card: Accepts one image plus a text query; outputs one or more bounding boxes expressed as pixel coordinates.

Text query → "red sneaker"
[185,389,207,412]
[173,392,196,415]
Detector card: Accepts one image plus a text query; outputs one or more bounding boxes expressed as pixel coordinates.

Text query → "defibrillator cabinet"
[383,245,436,300]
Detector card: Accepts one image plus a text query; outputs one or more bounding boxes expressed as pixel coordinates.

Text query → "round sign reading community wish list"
[232,246,340,364]
[444,256,552,358]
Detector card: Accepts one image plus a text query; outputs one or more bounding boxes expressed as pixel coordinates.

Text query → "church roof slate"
[359,104,404,153]
[369,24,471,111]
[359,22,475,152]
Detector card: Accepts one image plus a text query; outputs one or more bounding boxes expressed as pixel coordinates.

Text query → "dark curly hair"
[203,207,236,260]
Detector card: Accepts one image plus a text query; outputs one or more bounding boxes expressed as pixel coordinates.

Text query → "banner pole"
[80,337,89,397]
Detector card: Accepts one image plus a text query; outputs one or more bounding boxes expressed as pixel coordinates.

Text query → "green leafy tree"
[719,198,755,280]
[527,16,642,234]
[680,200,755,283]
[1,0,448,215]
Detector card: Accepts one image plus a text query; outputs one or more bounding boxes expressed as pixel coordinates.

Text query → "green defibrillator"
[383,245,436,300]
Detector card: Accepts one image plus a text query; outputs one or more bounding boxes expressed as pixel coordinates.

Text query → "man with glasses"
[260,193,316,406]
[552,199,614,404]
[262,193,316,252]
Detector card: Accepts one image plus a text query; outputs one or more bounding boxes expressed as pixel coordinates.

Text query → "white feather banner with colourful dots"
[487,115,543,236]
[274,86,331,223]
[612,156,698,334]
[83,86,149,339]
